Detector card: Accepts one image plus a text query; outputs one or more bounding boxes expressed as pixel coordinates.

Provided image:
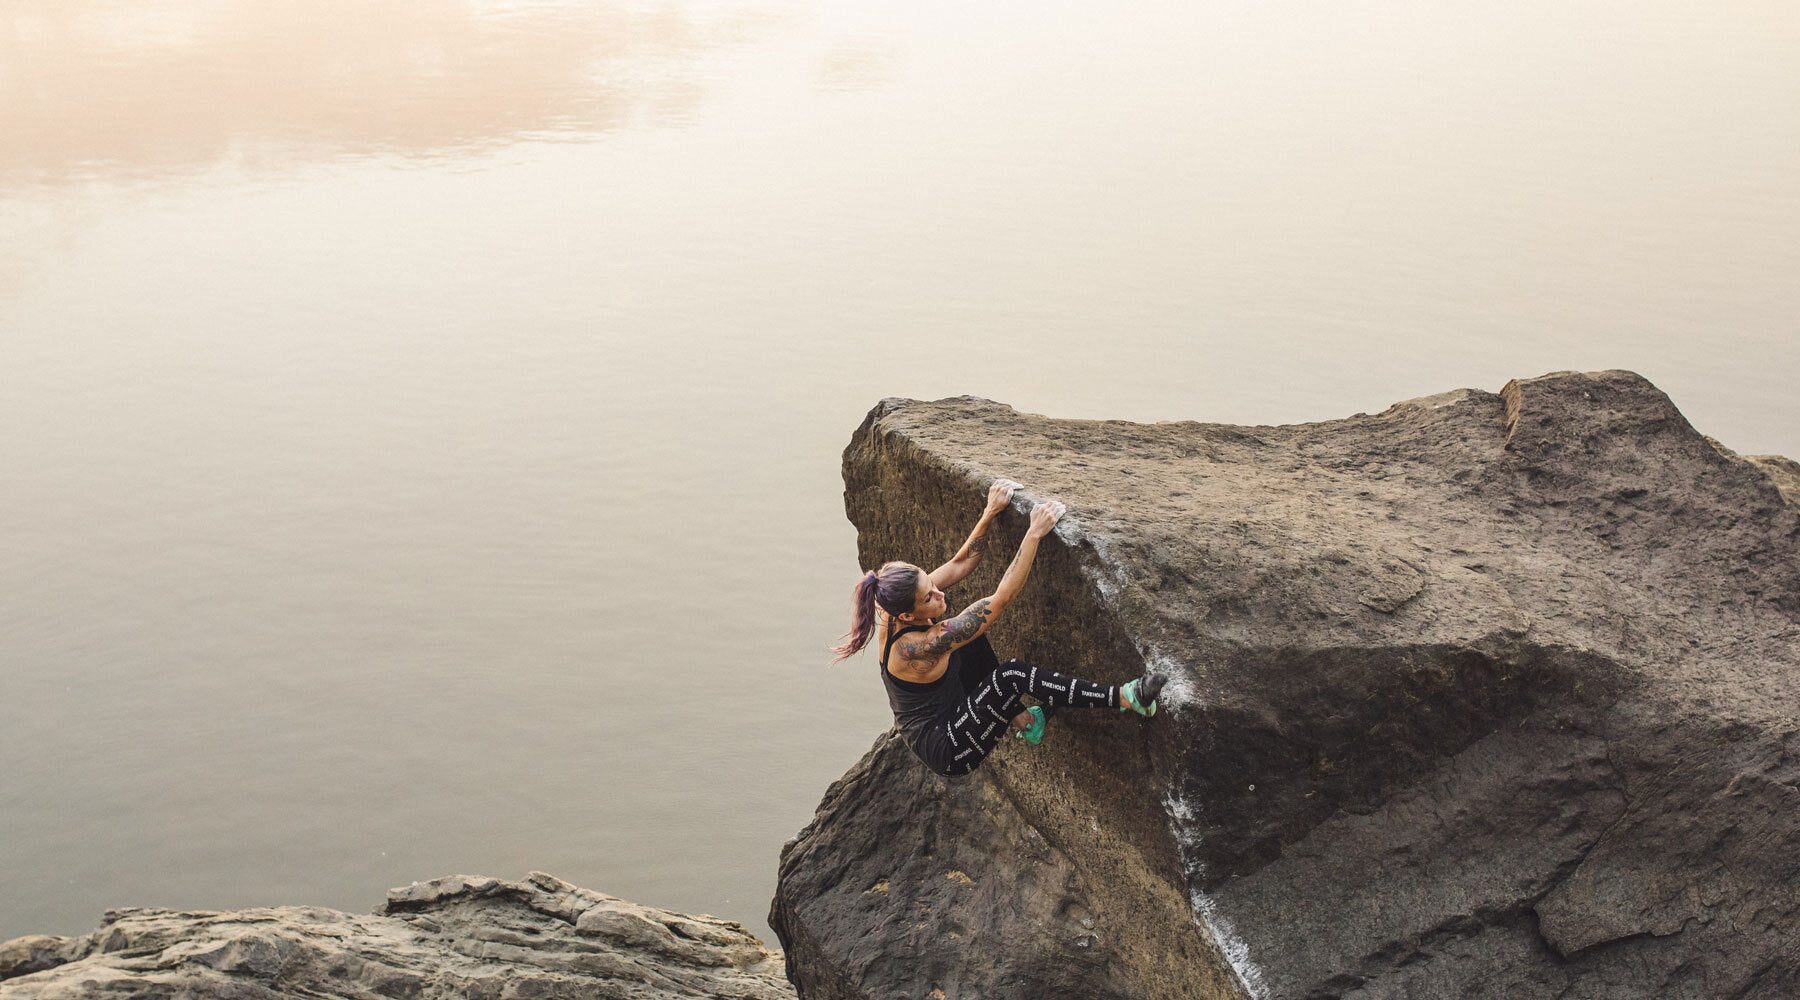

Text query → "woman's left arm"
[929,479,1018,589]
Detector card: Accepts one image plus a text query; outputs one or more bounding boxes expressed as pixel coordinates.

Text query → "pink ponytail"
[830,563,921,663]
[831,571,882,662]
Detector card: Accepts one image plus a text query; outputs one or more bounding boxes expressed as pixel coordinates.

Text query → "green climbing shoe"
[1119,674,1166,717]
[1013,705,1047,745]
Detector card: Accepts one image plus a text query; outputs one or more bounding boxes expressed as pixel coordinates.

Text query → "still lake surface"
[3,0,1796,946]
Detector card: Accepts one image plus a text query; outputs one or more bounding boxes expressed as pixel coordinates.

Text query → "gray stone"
[1747,453,1800,506]
[0,873,791,999]
[0,938,75,981]
[770,370,1800,999]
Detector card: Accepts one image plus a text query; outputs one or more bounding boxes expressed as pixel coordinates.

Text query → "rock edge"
[1,872,792,1000]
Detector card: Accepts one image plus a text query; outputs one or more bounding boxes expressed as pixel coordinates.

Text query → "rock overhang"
[773,369,1800,1000]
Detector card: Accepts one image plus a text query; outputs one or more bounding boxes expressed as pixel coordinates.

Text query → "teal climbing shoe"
[1119,674,1166,717]
[1013,705,1047,745]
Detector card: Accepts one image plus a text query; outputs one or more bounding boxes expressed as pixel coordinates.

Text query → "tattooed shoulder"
[903,599,993,660]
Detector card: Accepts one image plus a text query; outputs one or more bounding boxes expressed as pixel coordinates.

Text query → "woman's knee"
[994,659,1033,693]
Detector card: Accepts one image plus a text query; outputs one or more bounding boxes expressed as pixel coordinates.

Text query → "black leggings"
[933,659,1118,776]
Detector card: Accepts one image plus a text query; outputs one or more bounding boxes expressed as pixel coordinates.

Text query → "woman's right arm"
[893,500,1065,664]
[986,499,1065,616]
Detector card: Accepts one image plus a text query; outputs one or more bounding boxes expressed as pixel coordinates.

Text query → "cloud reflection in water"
[0,0,804,188]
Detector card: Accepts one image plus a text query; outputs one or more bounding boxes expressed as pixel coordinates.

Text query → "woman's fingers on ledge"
[987,481,1067,532]
[986,478,1020,511]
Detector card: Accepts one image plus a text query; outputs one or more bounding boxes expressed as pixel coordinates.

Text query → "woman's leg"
[954,638,1034,734]
[938,659,1121,776]
[991,658,1119,710]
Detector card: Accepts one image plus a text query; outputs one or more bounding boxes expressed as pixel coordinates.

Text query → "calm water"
[3,0,1797,946]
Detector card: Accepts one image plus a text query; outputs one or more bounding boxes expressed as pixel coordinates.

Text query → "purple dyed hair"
[830,561,922,662]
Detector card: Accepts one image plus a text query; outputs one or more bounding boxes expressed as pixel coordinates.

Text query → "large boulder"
[1,873,792,999]
[770,371,1800,1000]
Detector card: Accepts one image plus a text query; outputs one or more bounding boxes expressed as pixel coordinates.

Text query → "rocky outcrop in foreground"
[771,371,1800,999]
[0,873,791,999]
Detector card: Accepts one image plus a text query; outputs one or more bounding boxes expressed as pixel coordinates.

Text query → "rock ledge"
[772,370,1799,1000]
[1,872,791,999]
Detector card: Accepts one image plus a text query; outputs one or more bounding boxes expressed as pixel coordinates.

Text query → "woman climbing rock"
[832,479,1164,776]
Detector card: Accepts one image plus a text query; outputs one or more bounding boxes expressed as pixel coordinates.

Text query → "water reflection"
[815,37,898,92]
[0,0,800,188]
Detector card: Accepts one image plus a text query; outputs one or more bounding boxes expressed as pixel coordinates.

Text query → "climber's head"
[832,562,938,661]
[897,564,947,623]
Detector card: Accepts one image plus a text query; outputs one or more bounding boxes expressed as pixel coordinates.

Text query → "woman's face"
[906,568,947,621]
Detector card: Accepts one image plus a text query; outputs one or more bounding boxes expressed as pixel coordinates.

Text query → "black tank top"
[879,623,967,740]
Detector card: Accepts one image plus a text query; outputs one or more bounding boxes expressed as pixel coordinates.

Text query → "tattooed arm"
[985,499,1065,617]
[897,597,995,664]
[929,479,1018,590]
[903,498,1067,664]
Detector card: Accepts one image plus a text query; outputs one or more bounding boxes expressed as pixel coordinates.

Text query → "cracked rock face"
[769,370,1800,1000]
[0,873,792,999]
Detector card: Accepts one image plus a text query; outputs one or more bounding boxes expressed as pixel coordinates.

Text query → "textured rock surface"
[770,370,1800,1000]
[0,873,791,999]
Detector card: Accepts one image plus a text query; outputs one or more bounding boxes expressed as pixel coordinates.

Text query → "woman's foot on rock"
[1013,705,1047,745]
[1119,674,1165,717]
